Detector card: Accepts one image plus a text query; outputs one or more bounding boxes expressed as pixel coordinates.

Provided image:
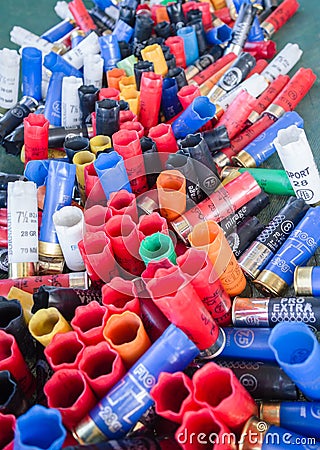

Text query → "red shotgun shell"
[139,72,163,131]
[0,330,35,397]
[175,408,236,450]
[177,85,201,110]
[244,41,277,60]
[266,67,316,118]
[151,371,200,424]
[108,189,139,223]
[192,362,258,432]
[71,301,108,346]
[79,341,126,399]
[0,413,15,450]
[165,36,186,69]
[68,0,96,32]
[44,368,97,430]
[177,248,232,326]
[261,0,300,39]
[216,90,257,140]
[44,331,85,372]
[102,276,141,316]
[104,214,145,277]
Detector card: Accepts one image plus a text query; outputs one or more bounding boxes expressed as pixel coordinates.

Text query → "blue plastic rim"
[192,96,216,121]
[24,160,51,187]
[112,19,134,43]
[269,322,316,366]
[171,96,216,140]
[268,322,320,400]
[162,77,177,91]
[44,52,83,79]
[161,77,182,120]
[94,150,123,172]
[177,26,194,37]
[206,25,232,45]
[177,26,199,66]
[94,151,132,198]
[15,404,66,450]
[44,52,58,71]
[21,47,42,61]
[99,35,121,71]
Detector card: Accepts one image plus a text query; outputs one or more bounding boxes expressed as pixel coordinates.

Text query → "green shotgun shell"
[139,232,177,266]
[221,167,295,196]
[117,55,138,76]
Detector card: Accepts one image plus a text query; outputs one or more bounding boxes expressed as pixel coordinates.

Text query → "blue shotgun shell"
[22,47,42,101]
[234,111,304,168]
[73,324,199,443]
[255,206,320,296]
[94,151,132,199]
[177,26,199,66]
[172,96,216,140]
[269,322,320,401]
[220,327,276,362]
[39,161,76,245]
[15,404,66,450]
